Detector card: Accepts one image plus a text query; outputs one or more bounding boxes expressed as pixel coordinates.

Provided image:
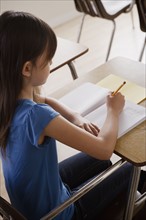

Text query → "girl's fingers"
[84,123,99,136]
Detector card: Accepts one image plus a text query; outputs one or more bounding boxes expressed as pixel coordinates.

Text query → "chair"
[0,196,26,220]
[74,0,135,62]
[135,0,146,61]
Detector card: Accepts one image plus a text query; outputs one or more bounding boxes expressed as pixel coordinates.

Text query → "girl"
[0,11,133,220]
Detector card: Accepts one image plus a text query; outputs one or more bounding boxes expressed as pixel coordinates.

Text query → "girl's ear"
[22,61,33,77]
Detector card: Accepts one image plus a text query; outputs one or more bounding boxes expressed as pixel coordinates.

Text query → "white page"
[59,82,109,116]
[85,101,146,138]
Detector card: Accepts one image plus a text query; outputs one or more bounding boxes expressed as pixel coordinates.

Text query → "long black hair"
[0,11,57,152]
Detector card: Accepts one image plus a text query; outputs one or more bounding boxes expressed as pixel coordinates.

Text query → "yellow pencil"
[112,81,126,96]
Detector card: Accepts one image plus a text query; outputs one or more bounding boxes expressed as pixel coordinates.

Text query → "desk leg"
[68,62,78,80]
[124,166,141,220]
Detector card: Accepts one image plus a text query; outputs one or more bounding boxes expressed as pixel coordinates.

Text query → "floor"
[0,4,145,218]
[98,185,146,220]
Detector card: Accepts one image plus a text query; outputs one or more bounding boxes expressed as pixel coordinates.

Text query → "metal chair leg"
[130,9,135,29]
[77,14,86,43]
[105,20,116,62]
[77,14,116,62]
[124,166,141,220]
[134,192,146,216]
[139,36,146,62]
[125,0,135,29]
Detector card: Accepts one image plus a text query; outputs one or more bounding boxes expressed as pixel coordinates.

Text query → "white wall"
[0,0,79,28]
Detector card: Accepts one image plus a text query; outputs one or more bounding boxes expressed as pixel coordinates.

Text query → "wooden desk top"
[50,37,89,73]
[50,57,146,166]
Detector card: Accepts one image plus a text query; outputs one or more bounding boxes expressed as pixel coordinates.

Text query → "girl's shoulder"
[13,99,59,126]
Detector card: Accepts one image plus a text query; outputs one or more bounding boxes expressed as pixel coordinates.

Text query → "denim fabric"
[59,153,133,220]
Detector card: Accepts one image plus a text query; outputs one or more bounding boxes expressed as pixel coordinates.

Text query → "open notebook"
[59,75,146,138]
[85,100,145,138]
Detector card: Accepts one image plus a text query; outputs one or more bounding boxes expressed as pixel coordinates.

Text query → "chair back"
[74,0,103,17]
[136,0,146,32]
[0,196,26,220]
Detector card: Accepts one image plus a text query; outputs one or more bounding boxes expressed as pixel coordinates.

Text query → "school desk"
[50,37,89,80]
[46,56,146,220]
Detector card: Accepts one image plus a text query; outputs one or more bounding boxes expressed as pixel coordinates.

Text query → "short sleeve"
[26,104,59,147]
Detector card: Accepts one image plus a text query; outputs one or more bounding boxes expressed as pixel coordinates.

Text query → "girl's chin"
[35,81,46,87]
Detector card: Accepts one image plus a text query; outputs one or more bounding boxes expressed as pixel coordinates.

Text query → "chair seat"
[74,0,133,18]
[103,0,133,16]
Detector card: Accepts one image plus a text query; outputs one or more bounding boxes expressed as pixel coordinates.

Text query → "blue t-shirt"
[1,99,74,220]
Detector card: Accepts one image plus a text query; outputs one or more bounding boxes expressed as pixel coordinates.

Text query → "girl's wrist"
[107,107,120,117]
[68,112,81,123]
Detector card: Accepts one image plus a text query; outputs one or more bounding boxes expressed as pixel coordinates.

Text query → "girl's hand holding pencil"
[107,81,126,114]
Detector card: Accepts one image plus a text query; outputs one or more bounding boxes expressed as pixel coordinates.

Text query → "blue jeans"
[59,152,133,220]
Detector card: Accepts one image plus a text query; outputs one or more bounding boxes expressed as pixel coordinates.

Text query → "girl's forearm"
[45,97,79,122]
[98,109,119,153]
